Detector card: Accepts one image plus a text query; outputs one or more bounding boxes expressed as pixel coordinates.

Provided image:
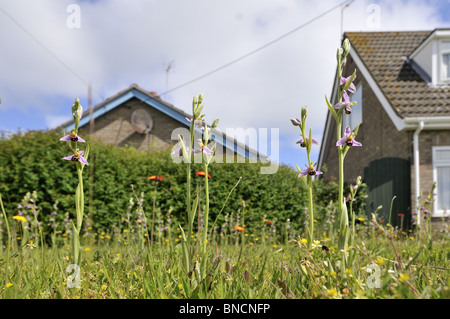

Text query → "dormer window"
[408,29,450,86]
[441,41,450,81]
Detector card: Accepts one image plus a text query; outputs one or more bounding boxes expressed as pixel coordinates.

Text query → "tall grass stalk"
[325,38,359,250]
[61,98,89,266]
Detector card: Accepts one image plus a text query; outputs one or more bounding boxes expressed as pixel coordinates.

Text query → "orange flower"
[148,175,164,181]
[195,171,211,178]
[398,213,404,217]
[263,218,273,225]
[233,226,245,232]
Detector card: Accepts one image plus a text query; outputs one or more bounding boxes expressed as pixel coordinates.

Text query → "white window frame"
[440,40,450,82]
[432,146,450,217]
[342,83,363,133]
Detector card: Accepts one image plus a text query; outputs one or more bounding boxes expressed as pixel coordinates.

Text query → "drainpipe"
[413,121,424,226]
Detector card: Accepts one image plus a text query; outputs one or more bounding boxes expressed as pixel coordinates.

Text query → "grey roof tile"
[345,30,450,118]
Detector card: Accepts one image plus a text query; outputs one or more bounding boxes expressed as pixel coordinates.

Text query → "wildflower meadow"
[0,39,449,310]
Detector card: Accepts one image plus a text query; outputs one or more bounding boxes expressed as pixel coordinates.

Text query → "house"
[318,29,450,230]
[60,84,269,165]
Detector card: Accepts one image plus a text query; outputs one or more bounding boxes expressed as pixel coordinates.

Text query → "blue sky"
[1,0,449,170]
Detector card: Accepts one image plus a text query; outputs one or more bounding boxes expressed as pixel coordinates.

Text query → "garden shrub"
[0,130,364,241]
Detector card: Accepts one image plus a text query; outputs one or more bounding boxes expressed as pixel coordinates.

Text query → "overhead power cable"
[0,4,104,101]
[159,0,354,96]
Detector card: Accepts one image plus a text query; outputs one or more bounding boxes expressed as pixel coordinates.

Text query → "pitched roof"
[59,84,267,161]
[59,83,192,130]
[345,30,450,118]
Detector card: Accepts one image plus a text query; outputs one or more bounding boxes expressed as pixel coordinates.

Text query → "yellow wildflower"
[328,288,338,297]
[399,273,410,282]
[6,283,13,288]
[300,238,307,243]
[85,247,90,252]
[13,215,27,222]
[101,284,107,291]
[376,257,385,265]
[178,284,183,289]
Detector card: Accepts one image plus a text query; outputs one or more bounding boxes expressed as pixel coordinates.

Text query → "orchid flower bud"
[178,134,189,162]
[301,107,308,119]
[290,118,301,126]
[72,98,83,121]
[211,118,219,129]
[71,98,83,132]
[337,47,343,66]
[342,38,351,59]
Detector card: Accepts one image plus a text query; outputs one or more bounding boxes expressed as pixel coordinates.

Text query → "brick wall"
[79,97,183,152]
[322,56,411,184]
[77,97,241,162]
[411,130,450,218]
[322,55,450,223]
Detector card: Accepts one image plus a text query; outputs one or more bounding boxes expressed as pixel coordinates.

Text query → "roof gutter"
[413,121,424,226]
[403,117,450,130]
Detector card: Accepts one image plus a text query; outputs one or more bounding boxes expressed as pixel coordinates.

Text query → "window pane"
[437,166,450,211]
[435,148,450,162]
[350,84,362,130]
[443,54,450,80]
[442,41,450,51]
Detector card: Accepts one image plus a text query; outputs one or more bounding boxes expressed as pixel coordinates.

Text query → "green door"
[364,157,411,230]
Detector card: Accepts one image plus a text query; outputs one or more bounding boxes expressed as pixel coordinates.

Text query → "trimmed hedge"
[0,130,350,239]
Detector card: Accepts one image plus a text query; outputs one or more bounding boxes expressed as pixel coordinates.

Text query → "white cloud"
[0,0,448,165]
[45,114,72,129]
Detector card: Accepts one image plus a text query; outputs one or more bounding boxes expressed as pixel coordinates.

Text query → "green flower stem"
[307,178,314,249]
[202,164,209,257]
[338,148,348,250]
[350,195,355,247]
[182,119,195,274]
[0,193,11,278]
[72,167,84,266]
[0,193,11,254]
[187,120,194,216]
[76,168,84,231]
[150,184,158,251]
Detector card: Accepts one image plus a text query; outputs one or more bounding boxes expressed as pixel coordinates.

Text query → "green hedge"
[0,130,354,239]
